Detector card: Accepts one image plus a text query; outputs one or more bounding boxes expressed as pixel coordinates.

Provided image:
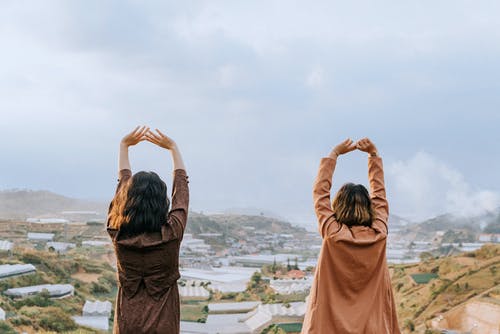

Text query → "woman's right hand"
[356,138,378,155]
[145,129,177,150]
[329,138,357,159]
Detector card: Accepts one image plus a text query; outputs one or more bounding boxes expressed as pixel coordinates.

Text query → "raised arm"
[146,129,189,238]
[313,138,356,238]
[119,126,149,172]
[107,126,148,228]
[357,138,388,234]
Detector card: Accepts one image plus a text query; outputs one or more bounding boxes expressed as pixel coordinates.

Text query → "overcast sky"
[1,1,499,228]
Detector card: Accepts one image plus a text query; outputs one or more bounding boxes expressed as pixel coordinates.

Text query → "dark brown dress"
[107,168,189,334]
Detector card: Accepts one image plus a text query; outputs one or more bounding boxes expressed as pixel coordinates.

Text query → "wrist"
[169,143,179,152]
[328,150,339,159]
[369,151,378,157]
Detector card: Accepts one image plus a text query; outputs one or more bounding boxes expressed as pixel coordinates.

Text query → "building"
[82,300,112,316]
[230,254,301,268]
[26,218,69,224]
[0,240,13,256]
[179,284,210,300]
[208,301,261,314]
[181,234,213,254]
[270,278,312,295]
[180,301,306,334]
[180,266,256,293]
[73,300,111,331]
[82,240,112,247]
[478,233,500,243]
[0,264,36,280]
[4,284,74,298]
[27,232,54,242]
[46,242,76,253]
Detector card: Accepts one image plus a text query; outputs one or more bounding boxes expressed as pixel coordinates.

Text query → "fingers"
[127,125,141,137]
[346,144,357,153]
[135,126,149,141]
[343,138,354,146]
[145,136,161,146]
[155,128,166,138]
[356,137,370,148]
[145,131,161,144]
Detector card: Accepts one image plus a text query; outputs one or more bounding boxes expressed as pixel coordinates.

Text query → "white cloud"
[305,66,325,89]
[388,152,500,221]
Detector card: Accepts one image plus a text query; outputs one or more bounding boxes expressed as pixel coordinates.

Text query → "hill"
[398,211,500,243]
[0,190,106,220]
[391,244,500,333]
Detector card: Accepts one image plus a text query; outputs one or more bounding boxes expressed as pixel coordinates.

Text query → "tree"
[419,252,434,263]
[404,319,415,331]
[271,258,277,274]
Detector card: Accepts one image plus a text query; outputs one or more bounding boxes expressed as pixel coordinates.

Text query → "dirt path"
[71,269,101,283]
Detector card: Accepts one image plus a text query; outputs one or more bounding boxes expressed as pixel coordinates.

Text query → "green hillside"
[391,244,500,333]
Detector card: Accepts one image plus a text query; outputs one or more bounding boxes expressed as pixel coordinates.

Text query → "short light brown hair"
[332,183,373,227]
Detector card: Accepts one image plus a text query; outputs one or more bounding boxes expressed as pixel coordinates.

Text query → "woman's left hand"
[121,126,149,147]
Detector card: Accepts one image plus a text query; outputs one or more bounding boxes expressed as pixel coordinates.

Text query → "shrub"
[9,315,32,326]
[91,281,111,294]
[38,307,78,332]
[0,321,17,334]
[13,290,53,308]
[404,319,415,331]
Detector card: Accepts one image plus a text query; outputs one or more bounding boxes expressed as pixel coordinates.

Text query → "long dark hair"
[332,183,373,227]
[108,171,170,236]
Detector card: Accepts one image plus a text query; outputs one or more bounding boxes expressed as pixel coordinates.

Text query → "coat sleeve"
[313,157,342,238]
[106,169,132,228]
[368,156,389,234]
[167,169,190,240]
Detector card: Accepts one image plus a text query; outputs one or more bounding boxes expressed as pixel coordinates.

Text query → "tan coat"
[301,156,401,334]
[107,168,189,334]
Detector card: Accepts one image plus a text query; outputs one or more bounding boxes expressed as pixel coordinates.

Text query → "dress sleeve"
[167,169,190,239]
[106,169,132,228]
[368,156,389,234]
[313,158,342,238]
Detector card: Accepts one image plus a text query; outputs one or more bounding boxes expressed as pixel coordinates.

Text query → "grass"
[277,322,303,333]
[180,302,208,322]
[410,273,439,284]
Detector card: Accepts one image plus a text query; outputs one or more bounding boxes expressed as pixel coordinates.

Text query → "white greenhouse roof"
[0,240,13,251]
[82,240,111,247]
[27,218,69,224]
[46,242,76,251]
[73,316,109,331]
[27,232,54,240]
[179,286,210,299]
[270,278,312,294]
[0,264,36,279]
[83,300,112,316]
[4,284,74,298]
[258,302,306,317]
[209,301,261,313]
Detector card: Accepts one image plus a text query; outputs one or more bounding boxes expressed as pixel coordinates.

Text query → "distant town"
[0,205,499,333]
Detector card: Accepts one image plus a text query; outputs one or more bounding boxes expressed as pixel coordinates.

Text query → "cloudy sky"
[1,1,499,227]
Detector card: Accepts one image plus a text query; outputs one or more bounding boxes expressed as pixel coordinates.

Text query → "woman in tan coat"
[301,138,401,334]
[107,126,189,334]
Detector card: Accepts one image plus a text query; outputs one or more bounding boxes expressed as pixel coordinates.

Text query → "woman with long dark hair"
[301,138,400,333]
[107,126,189,334]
